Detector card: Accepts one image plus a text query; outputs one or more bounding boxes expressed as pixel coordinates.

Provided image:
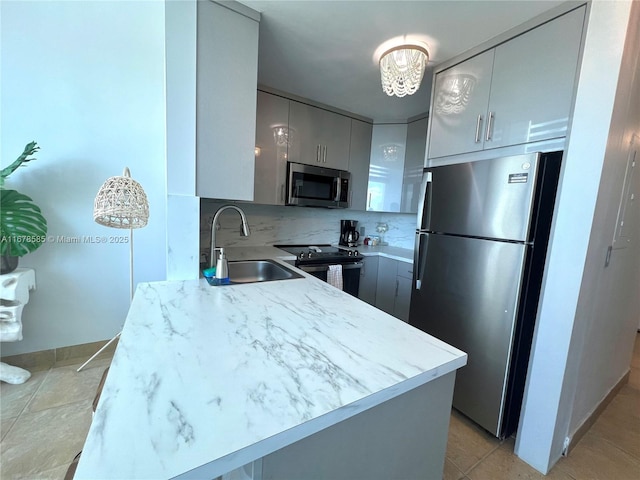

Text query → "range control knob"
[298,252,305,260]
[347,250,353,256]
[354,250,359,256]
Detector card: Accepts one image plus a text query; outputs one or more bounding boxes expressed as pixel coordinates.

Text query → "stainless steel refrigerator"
[409,151,562,438]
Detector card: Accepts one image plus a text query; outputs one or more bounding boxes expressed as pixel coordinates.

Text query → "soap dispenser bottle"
[215,248,230,284]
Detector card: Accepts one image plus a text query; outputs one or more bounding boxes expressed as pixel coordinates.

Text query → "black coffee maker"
[340,220,360,247]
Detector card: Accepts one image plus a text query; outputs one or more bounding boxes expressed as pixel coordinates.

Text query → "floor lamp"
[77,167,149,372]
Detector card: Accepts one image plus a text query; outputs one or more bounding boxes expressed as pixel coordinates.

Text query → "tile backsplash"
[200,200,416,261]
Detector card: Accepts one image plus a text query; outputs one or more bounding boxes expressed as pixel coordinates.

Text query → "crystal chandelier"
[379,44,429,98]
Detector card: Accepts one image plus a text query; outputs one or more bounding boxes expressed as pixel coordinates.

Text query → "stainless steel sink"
[227,259,303,284]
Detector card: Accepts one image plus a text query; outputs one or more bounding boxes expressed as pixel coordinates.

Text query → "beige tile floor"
[1,334,638,479]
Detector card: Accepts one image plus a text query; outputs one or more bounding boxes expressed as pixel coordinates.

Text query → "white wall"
[567,0,640,438]
[165,0,201,281]
[516,1,639,472]
[0,1,167,355]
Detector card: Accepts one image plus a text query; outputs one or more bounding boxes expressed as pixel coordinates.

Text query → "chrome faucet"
[210,205,251,268]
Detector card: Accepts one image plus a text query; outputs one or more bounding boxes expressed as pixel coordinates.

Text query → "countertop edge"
[335,245,414,264]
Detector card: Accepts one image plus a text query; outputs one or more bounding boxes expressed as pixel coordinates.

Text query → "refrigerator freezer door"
[409,233,527,436]
[422,153,541,241]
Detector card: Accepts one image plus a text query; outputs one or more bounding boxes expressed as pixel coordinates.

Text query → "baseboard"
[564,370,630,455]
[1,339,119,371]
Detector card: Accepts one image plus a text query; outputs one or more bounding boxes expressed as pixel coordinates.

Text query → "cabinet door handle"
[475,114,483,143]
[323,145,327,163]
[280,184,285,203]
[368,193,372,209]
[395,279,399,298]
[485,111,494,141]
[316,145,321,162]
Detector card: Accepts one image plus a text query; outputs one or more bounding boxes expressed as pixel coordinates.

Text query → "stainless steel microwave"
[286,162,350,208]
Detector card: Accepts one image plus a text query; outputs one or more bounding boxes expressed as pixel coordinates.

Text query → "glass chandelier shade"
[94,167,149,229]
[379,45,429,98]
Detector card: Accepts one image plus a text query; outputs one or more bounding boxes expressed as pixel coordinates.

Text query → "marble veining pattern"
[75,269,465,479]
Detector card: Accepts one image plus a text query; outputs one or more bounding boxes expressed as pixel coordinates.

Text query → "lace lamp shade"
[93,167,149,229]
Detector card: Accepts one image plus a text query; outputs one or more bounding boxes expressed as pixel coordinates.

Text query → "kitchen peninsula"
[75,251,466,480]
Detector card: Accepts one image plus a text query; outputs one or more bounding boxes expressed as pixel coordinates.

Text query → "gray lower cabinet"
[395,264,414,322]
[375,257,398,315]
[358,256,379,306]
[372,257,413,321]
[196,0,259,201]
[260,372,456,480]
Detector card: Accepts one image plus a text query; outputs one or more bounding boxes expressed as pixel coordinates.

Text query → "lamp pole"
[77,168,148,372]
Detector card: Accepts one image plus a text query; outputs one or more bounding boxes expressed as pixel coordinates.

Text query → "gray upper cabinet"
[429,50,494,159]
[366,119,427,214]
[428,6,585,159]
[254,91,290,205]
[348,119,373,211]
[402,116,428,213]
[288,101,352,170]
[367,124,408,212]
[196,1,259,200]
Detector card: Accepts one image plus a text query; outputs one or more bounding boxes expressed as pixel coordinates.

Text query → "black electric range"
[275,244,363,297]
[275,244,363,266]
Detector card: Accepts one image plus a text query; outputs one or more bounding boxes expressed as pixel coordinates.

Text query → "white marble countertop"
[221,244,414,264]
[76,257,464,480]
[342,245,414,263]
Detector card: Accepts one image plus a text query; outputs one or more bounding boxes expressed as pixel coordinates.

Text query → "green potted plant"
[0,141,48,274]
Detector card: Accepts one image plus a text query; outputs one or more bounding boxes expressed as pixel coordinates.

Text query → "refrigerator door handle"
[416,171,433,231]
[414,233,427,290]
